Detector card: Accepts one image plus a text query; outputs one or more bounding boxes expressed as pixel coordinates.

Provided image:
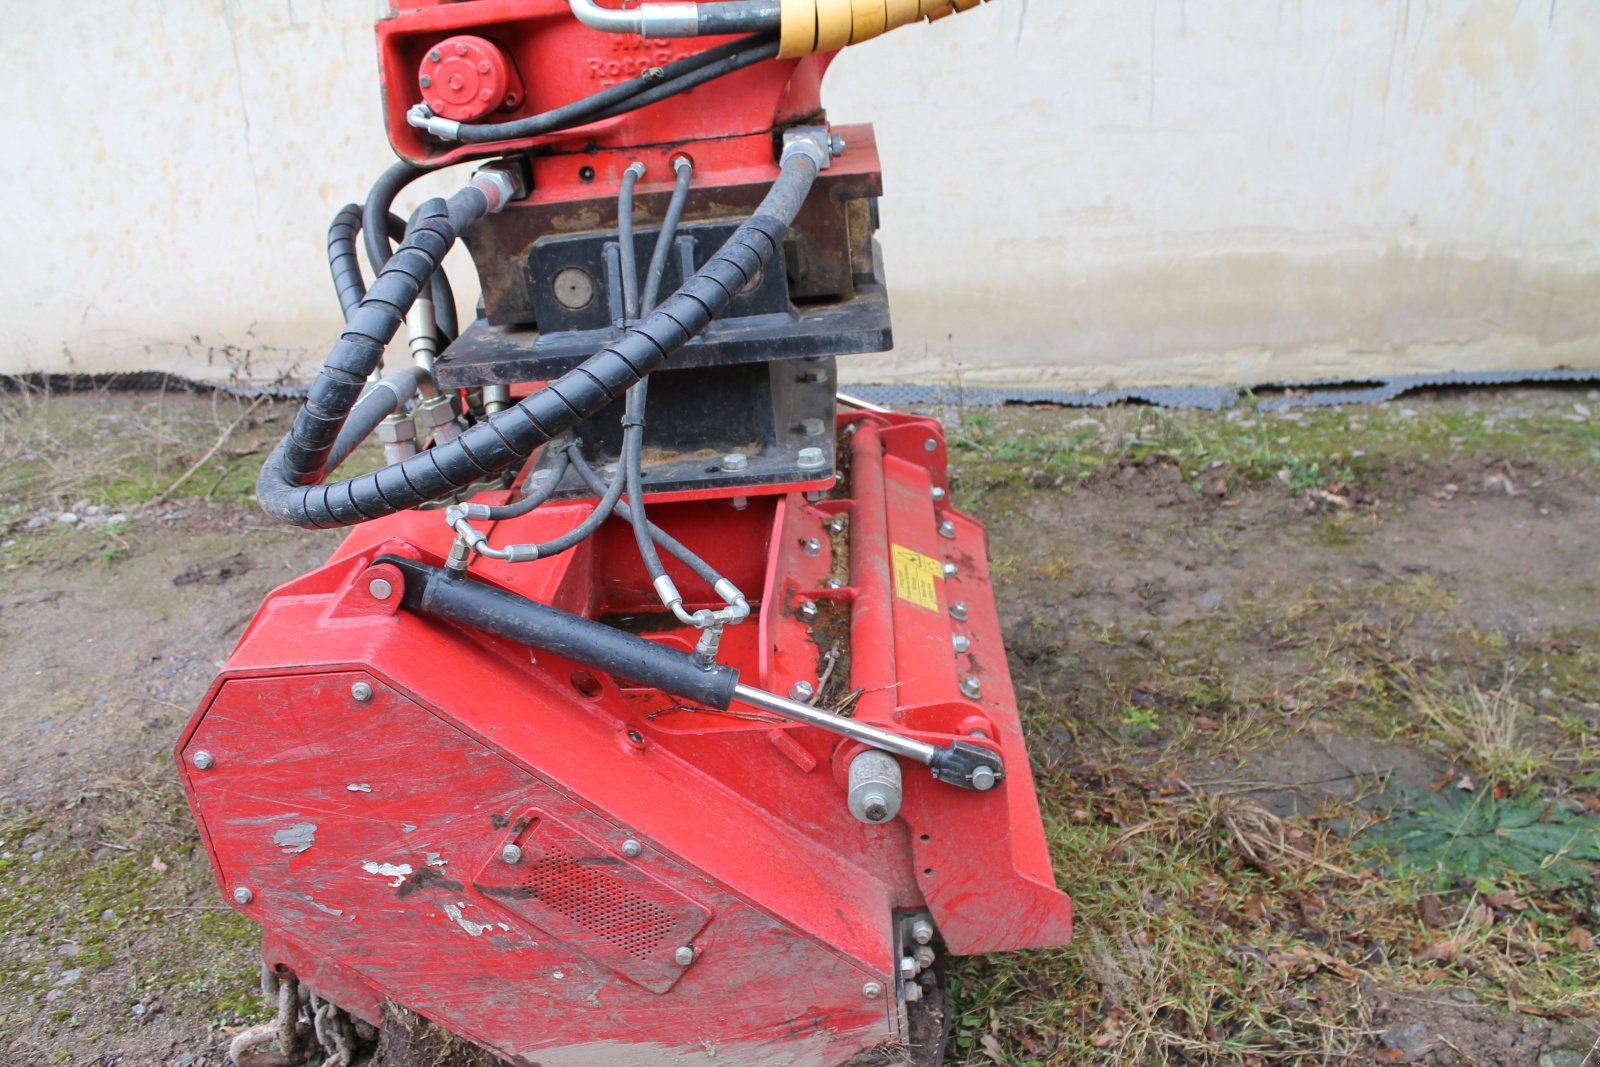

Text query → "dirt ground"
[0,384,1597,1066]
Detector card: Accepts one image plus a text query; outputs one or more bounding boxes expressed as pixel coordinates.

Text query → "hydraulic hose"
[567,0,780,37]
[258,151,820,529]
[479,447,572,521]
[617,163,646,322]
[641,156,695,315]
[621,382,673,595]
[582,40,780,124]
[329,206,455,338]
[777,0,990,58]
[416,35,777,144]
[568,447,731,593]
[360,161,460,343]
[324,366,429,475]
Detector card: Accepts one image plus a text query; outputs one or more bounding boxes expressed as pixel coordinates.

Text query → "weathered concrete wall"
[3,1,1596,387]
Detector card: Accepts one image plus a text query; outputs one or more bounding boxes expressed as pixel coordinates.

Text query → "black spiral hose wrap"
[259,155,819,530]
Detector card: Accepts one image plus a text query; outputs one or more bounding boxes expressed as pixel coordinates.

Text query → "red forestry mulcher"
[177,2,1073,1063]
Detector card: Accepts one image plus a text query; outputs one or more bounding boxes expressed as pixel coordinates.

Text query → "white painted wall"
[4,1,1597,387]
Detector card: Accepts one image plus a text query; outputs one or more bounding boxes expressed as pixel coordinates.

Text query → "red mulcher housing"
[177,2,1071,1064]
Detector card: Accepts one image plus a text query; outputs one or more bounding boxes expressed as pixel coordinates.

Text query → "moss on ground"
[0,756,267,1051]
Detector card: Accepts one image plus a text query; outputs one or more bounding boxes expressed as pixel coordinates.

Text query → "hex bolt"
[621,839,643,858]
[828,516,847,534]
[826,578,845,590]
[952,634,972,654]
[501,844,523,865]
[798,600,819,621]
[862,982,884,1000]
[830,132,847,156]
[368,577,393,601]
[971,767,998,792]
[351,682,373,703]
[950,601,969,622]
[233,887,253,906]
[931,486,948,502]
[923,438,938,453]
[942,562,958,578]
[914,946,936,968]
[191,750,215,771]
[938,520,957,540]
[802,538,823,557]
[674,946,696,966]
[428,49,442,62]
[801,417,827,436]
[790,681,816,702]
[904,982,923,1003]
[910,919,935,945]
[960,676,983,701]
[721,453,750,473]
[797,447,827,470]
[418,74,432,88]
[899,956,919,979]
[799,368,829,385]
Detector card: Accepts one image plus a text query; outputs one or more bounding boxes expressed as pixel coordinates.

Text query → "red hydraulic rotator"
[416,34,523,122]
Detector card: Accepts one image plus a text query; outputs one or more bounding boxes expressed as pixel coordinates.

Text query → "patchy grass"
[0,758,264,1058]
[0,383,290,517]
[941,388,1600,1064]
[945,391,1600,498]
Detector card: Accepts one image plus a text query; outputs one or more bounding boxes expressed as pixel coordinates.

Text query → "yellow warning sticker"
[891,544,944,612]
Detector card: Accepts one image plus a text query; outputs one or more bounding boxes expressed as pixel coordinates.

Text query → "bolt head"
[799,600,819,621]
[428,49,442,62]
[971,766,998,792]
[797,446,827,470]
[802,538,823,557]
[351,682,373,703]
[621,839,643,858]
[931,486,947,502]
[790,681,816,702]
[938,520,957,540]
[418,74,432,88]
[501,844,523,865]
[801,417,826,436]
[191,750,214,771]
[960,676,983,700]
[904,981,923,1003]
[923,438,938,453]
[900,956,919,978]
[674,946,696,966]
[862,798,890,823]
[950,601,969,622]
[952,634,972,654]
[862,981,884,1000]
[368,577,393,601]
[720,453,749,473]
[910,919,934,945]
[828,517,846,534]
[232,887,253,906]
[942,562,958,578]
[552,267,596,311]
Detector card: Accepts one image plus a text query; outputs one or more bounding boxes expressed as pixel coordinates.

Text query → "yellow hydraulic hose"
[779,0,989,58]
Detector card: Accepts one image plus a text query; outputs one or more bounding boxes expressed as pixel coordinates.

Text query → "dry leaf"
[1566,927,1596,951]
[1417,893,1446,929]
[1374,1049,1406,1065]
[150,856,168,873]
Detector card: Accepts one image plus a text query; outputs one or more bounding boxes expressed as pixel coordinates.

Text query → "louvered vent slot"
[519,844,674,960]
